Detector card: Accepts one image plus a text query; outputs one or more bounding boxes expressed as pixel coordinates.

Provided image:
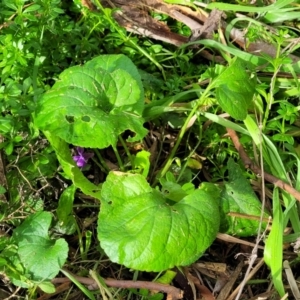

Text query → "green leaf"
[55,185,77,234]
[13,211,68,281]
[38,281,56,294]
[85,55,144,114]
[0,257,7,266]
[34,54,147,148]
[220,159,269,236]
[23,4,41,13]
[0,185,6,194]
[3,1,17,10]
[44,132,102,200]
[214,58,256,120]
[202,112,251,136]
[186,158,202,169]
[207,0,294,12]
[5,141,14,155]
[98,172,220,271]
[0,116,14,133]
[264,9,300,23]
[133,150,151,178]
[264,188,285,297]
[159,179,189,202]
[10,274,31,289]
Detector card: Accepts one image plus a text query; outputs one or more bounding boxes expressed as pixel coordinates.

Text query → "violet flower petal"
[73,155,85,167]
[83,152,94,160]
[73,147,94,168]
[76,157,87,168]
[76,147,84,155]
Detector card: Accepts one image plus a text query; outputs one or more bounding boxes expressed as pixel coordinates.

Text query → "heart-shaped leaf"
[34,54,147,149]
[13,211,68,281]
[98,172,220,271]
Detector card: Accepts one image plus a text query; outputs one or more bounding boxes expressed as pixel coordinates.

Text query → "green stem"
[177,117,203,183]
[93,149,110,173]
[112,145,124,171]
[33,26,44,102]
[119,136,133,167]
[75,222,86,260]
[262,41,283,129]
[154,88,211,185]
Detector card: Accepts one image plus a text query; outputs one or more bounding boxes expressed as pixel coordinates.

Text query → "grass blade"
[60,269,96,300]
[264,188,285,297]
[207,0,294,13]
[202,112,250,136]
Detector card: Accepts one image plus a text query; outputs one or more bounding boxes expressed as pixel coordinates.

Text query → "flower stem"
[112,145,124,171]
[119,136,133,167]
[93,149,110,173]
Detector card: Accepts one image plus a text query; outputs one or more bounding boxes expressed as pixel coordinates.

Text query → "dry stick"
[52,269,183,300]
[217,233,264,250]
[283,260,300,299]
[3,287,21,300]
[226,128,300,202]
[227,258,265,300]
[217,259,244,300]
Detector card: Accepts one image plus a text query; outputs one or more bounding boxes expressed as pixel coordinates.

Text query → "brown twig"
[226,128,300,202]
[52,269,183,300]
[227,258,265,300]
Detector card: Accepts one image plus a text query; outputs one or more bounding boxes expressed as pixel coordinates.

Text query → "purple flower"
[73,147,94,168]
